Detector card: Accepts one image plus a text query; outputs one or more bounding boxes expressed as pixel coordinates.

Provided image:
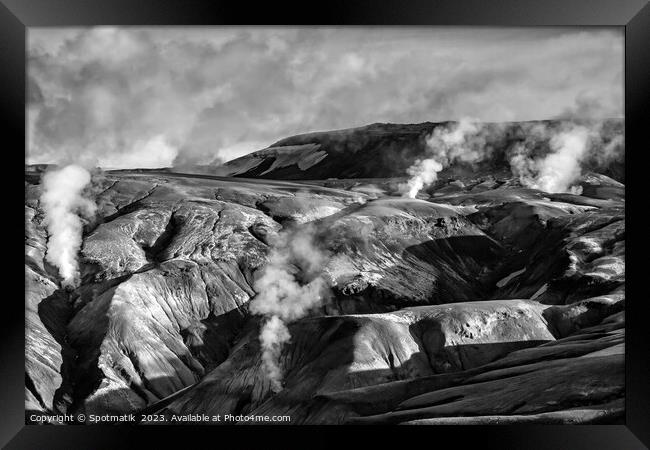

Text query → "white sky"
[27,27,623,169]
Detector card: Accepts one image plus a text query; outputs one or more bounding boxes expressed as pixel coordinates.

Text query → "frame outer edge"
[625,1,650,448]
[0,1,27,447]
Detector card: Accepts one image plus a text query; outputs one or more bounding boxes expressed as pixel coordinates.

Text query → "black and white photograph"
[24,25,626,426]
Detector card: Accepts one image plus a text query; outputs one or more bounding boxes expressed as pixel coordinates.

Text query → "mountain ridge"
[218,118,624,183]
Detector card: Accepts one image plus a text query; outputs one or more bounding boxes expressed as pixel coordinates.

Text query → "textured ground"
[25,163,624,424]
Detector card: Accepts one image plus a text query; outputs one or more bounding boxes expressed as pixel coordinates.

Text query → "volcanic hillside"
[25,120,625,425]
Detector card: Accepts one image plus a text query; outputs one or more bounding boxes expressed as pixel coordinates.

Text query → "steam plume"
[399,118,485,198]
[400,118,622,197]
[257,315,291,392]
[40,165,97,288]
[249,226,330,392]
[510,124,592,194]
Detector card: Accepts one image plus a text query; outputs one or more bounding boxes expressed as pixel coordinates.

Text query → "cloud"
[28,27,623,169]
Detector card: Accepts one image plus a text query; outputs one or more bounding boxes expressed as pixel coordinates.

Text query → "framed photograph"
[4,0,648,448]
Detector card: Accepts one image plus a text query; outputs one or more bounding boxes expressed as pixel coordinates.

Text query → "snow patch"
[224,143,326,176]
[260,144,326,175]
[496,268,526,288]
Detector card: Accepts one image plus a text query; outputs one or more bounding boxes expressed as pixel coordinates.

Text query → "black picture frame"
[3,0,648,448]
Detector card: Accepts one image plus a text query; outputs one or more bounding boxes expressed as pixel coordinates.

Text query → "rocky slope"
[24,126,624,424]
